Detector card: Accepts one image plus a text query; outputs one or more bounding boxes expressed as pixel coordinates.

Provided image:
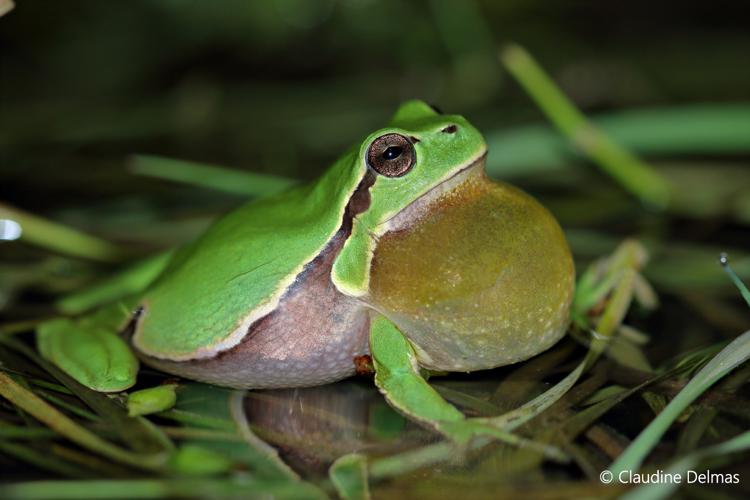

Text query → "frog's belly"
[139,298,370,389]
[137,231,371,389]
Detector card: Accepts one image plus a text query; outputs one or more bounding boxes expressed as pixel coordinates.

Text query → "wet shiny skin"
[368,165,575,372]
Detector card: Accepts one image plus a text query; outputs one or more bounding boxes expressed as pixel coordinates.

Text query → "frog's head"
[359,101,487,214]
[331,100,488,295]
[342,101,575,373]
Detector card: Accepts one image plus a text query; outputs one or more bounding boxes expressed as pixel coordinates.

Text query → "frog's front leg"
[369,314,464,429]
[369,315,565,456]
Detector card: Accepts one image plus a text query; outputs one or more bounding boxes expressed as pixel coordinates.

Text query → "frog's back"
[133,150,365,360]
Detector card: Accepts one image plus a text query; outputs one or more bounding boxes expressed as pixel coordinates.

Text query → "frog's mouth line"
[380,149,488,232]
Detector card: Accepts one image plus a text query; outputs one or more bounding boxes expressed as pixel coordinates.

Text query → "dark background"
[2,0,749,206]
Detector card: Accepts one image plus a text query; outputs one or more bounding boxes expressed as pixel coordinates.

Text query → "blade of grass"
[621,430,750,500]
[431,383,501,415]
[485,104,750,177]
[56,251,173,314]
[489,342,576,409]
[0,371,168,470]
[51,444,136,478]
[167,444,233,476]
[368,440,456,481]
[609,329,750,475]
[2,337,173,455]
[36,390,100,421]
[0,478,328,500]
[676,364,750,453]
[156,409,236,432]
[499,44,670,208]
[129,155,297,197]
[0,202,128,262]
[160,426,241,442]
[719,253,750,307]
[0,319,53,336]
[330,453,370,500]
[0,441,92,478]
[593,104,750,155]
[0,423,57,439]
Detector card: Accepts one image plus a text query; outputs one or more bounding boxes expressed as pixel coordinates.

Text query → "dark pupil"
[382,146,402,161]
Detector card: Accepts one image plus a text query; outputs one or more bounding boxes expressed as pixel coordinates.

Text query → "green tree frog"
[39,100,574,440]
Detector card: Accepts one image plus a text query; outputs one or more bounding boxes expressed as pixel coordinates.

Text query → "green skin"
[38,100,575,441]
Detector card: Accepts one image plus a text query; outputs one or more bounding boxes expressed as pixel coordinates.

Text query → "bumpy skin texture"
[133,101,574,388]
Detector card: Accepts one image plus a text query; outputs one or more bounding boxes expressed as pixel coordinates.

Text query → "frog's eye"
[367,133,416,178]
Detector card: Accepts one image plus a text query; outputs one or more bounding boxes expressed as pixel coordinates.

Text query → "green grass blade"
[0,202,127,262]
[330,453,370,500]
[0,441,92,478]
[486,104,750,178]
[720,253,750,307]
[368,441,457,481]
[0,423,58,439]
[594,104,750,155]
[621,430,750,500]
[130,155,297,196]
[0,371,168,470]
[36,390,100,421]
[167,444,233,476]
[13,336,174,456]
[609,329,750,475]
[499,44,670,208]
[0,478,328,500]
[56,251,173,314]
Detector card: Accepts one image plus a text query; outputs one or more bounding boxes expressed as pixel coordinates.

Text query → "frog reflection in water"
[39,100,574,439]
[244,381,420,476]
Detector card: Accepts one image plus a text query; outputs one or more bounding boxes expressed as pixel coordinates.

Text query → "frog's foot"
[369,314,566,461]
[436,420,568,462]
[369,315,464,427]
[37,301,139,392]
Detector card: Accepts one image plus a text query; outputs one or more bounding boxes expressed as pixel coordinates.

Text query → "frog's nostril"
[441,125,458,134]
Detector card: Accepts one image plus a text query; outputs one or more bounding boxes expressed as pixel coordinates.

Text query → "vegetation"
[1,1,749,498]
